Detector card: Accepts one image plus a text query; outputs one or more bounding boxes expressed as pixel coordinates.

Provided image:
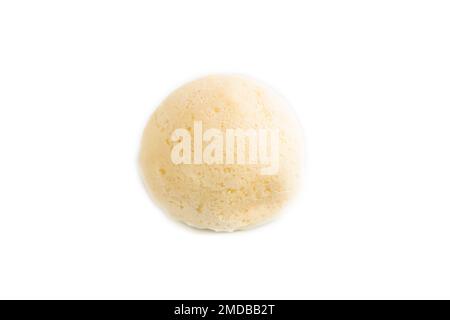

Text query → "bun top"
[140,74,302,231]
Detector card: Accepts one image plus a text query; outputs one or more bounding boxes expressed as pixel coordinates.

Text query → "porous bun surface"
[139,74,302,231]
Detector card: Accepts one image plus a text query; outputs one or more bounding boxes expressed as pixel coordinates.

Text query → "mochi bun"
[139,74,303,232]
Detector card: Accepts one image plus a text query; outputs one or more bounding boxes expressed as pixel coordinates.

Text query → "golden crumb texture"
[139,74,303,232]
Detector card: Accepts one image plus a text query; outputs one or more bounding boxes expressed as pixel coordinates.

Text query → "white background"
[0,0,449,299]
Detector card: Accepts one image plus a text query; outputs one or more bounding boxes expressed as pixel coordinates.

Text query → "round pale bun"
[139,74,302,231]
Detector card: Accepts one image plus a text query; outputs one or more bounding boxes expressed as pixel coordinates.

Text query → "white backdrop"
[1,1,449,299]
